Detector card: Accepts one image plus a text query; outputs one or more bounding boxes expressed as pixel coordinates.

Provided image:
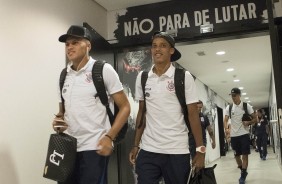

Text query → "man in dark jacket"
[255,109,269,160]
[189,100,216,158]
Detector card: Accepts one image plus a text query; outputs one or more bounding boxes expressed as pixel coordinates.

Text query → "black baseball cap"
[59,25,92,42]
[230,87,241,95]
[152,31,181,62]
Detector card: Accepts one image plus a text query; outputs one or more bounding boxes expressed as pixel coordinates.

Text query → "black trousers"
[136,149,190,184]
[58,150,109,184]
[256,133,268,157]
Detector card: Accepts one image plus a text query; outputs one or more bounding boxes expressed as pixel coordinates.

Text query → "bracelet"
[133,145,140,149]
[105,134,114,141]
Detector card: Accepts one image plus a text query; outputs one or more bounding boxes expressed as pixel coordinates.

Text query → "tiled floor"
[210,148,282,184]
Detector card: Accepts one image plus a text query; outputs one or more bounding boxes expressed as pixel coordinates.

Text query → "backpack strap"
[229,102,248,118]
[229,104,233,118]
[174,68,191,131]
[138,71,148,128]
[141,71,148,98]
[59,68,67,111]
[92,60,115,125]
[243,102,248,114]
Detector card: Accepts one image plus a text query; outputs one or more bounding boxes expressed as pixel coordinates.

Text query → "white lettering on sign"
[122,2,259,37]
[194,9,210,26]
[49,150,64,166]
[215,3,257,23]
[159,13,190,31]
[124,18,154,36]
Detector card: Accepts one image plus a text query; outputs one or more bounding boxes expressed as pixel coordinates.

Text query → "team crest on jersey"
[85,72,92,83]
[166,80,175,92]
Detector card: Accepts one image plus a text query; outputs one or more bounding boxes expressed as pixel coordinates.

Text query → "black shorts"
[231,134,250,156]
[136,149,190,184]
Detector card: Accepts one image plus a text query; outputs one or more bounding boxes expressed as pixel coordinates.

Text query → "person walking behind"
[255,109,269,160]
[52,25,130,184]
[223,87,256,184]
[129,31,205,184]
[189,100,216,159]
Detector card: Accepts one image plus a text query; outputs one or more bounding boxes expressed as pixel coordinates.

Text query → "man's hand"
[211,141,216,149]
[242,121,249,127]
[192,152,205,172]
[96,135,114,156]
[129,146,140,165]
[52,117,68,133]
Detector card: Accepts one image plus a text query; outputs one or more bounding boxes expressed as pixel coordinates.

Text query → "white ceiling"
[177,36,272,109]
[94,0,273,109]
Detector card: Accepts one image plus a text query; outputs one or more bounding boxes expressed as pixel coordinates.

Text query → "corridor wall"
[0,0,107,183]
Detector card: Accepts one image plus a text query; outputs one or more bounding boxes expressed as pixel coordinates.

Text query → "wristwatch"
[196,146,206,153]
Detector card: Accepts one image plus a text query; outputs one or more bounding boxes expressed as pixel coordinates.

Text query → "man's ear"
[86,45,91,53]
[86,40,91,52]
[170,47,175,55]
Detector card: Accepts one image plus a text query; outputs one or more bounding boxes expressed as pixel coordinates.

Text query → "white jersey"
[135,64,198,154]
[225,101,254,137]
[58,57,123,151]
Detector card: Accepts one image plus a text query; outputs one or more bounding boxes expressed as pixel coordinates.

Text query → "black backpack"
[229,102,252,121]
[59,60,128,144]
[140,68,191,131]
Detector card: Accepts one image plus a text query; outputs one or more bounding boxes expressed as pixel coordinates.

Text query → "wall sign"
[108,0,268,46]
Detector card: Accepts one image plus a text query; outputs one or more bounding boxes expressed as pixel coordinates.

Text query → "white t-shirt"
[225,101,254,137]
[59,57,123,151]
[135,64,198,154]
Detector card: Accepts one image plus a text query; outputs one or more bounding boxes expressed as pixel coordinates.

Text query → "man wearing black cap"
[224,87,256,184]
[52,25,130,184]
[129,31,205,184]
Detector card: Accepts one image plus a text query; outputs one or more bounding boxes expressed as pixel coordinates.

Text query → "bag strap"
[174,68,191,131]
[229,102,248,118]
[243,102,248,114]
[138,71,148,128]
[229,104,233,118]
[92,60,115,125]
[138,69,190,131]
[59,68,67,112]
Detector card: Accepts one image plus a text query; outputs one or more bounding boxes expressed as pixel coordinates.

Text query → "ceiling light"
[245,97,249,100]
[226,68,234,72]
[239,87,244,90]
[233,79,240,82]
[242,93,247,95]
[216,51,225,55]
[247,100,251,103]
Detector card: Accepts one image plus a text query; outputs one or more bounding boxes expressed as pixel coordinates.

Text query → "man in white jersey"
[129,31,205,184]
[52,25,130,184]
[224,87,256,184]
